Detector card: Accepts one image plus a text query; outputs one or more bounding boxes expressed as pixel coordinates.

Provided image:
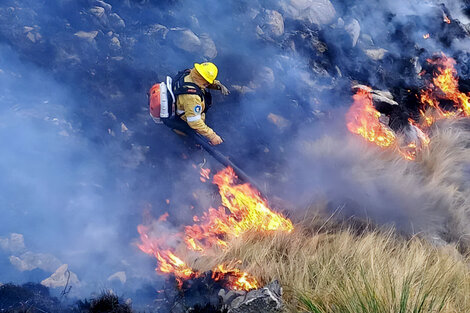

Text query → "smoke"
[1,0,470,305]
[0,43,161,296]
[278,117,470,245]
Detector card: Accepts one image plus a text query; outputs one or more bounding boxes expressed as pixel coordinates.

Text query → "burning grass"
[186,118,470,312]
[138,115,470,311]
[192,223,470,313]
[347,53,469,161]
[138,166,293,291]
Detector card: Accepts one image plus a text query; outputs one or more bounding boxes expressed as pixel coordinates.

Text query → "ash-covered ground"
[0,0,470,311]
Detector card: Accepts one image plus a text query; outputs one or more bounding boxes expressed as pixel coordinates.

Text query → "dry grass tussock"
[192,224,470,313]
[293,118,470,249]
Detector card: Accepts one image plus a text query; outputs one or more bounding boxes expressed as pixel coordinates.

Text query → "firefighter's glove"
[215,81,230,96]
[209,134,223,145]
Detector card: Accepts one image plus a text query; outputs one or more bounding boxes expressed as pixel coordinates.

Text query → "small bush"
[75,291,133,313]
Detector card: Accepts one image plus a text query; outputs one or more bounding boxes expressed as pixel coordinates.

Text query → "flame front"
[185,167,293,249]
[347,53,467,160]
[421,54,470,121]
[346,88,396,147]
[138,167,292,291]
[137,224,196,287]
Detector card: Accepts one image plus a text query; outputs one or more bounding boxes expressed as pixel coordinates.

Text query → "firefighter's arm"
[183,96,223,144]
[208,80,230,95]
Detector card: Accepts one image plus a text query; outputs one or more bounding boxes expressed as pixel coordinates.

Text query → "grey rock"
[41,264,80,288]
[353,85,398,106]
[345,19,360,47]
[169,28,201,53]
[219,289,247,305]
[90,6,105,18]
[74,30,99,43]
[412,57,423,75]
[110,36,121,49]
[168,28,217,59]
[257,10,285,37]
[89,5,108,26]
[228,281,283,313]
[109,12,125,29]
[310,37,328,53]
[279,0,336,26]
[23,26,42,43]
[26,32,36,42]
[146,24,169,39]
[358,33,374,49]
[95,0,112,12]
[365,48,388,60]
[199,33,218,59]
[372,93,398,106]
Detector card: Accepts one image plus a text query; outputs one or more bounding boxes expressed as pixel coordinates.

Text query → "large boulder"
[256,9,285,38]
[227,281,284,313]
[169,28,201,53]
[109,12,125,29]
[41,264,80,288]
[199,33,218,59]
[345,19,360,47]
[168,28,217,59]
[279,0,336,25]
[89,5,108,26]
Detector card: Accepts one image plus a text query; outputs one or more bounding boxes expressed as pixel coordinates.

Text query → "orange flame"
[347,53,468,161]
[420,54,470,122]
[212,264,258,291]
[137,224,195,287]
[443,14,451,24]
[138,167,292,291]
[346,88,429,160]
[185,167,293,249]
[423,33,430,39]
[200,167,211,182]
[346,88,396,147]
[397,120,430,160]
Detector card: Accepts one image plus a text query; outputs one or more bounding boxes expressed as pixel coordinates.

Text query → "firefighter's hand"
[215,81,230,96]
[220,84,230,96]
[210,134,223,145]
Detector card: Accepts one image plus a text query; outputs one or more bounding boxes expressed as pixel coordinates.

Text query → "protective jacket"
[176,69,220,141]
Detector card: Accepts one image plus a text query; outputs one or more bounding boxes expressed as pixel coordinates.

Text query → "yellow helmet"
[194,62,218,84]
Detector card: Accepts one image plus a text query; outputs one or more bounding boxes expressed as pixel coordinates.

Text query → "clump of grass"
[192,224,470,313]
[75,291,133,313]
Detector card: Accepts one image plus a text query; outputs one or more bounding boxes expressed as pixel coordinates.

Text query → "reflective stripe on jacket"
[176,71,217,140]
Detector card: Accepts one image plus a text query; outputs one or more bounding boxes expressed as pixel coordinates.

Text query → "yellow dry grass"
[192,223,470,312]
[188,119,470,312]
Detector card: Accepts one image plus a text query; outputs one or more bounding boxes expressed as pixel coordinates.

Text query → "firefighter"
[165,62,229,145]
